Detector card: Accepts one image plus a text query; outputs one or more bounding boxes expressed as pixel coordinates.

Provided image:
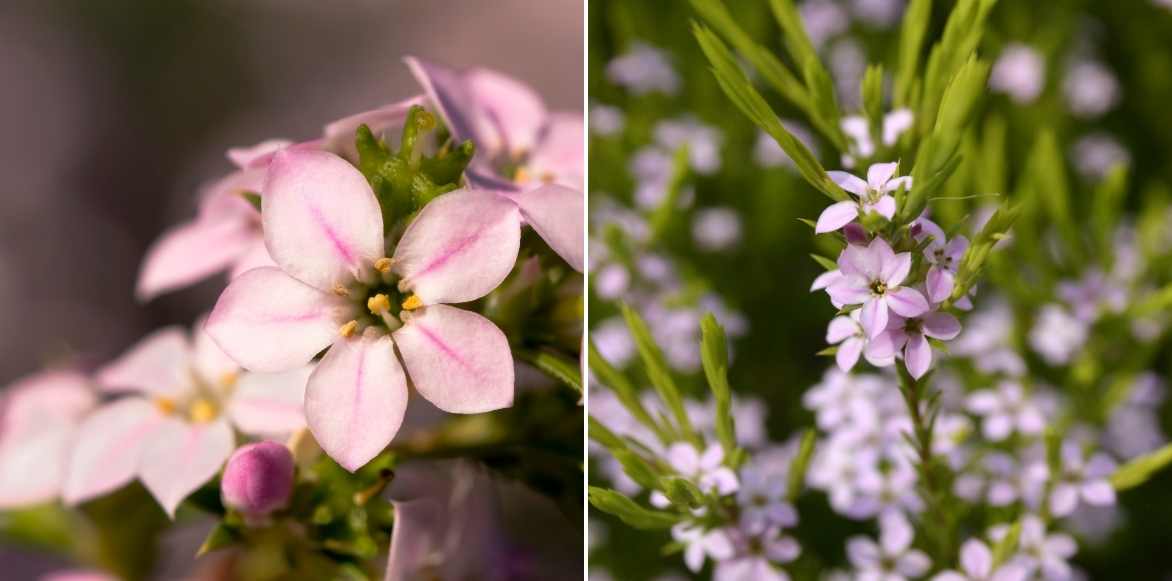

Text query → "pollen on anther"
[189,399,217,423]
[332,284,351,297]
[367,293,391,314]
[374,258,393,273]
[155,397,177,416]
[401,295,423,311]
[339,320,359,338]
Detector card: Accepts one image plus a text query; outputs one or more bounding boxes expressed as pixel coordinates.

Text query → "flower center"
[871,280,888,295]
[333,258,423,339]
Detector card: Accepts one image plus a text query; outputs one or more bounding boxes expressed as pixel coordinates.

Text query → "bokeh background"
[588,0,1172,579]
[0,0,581,577]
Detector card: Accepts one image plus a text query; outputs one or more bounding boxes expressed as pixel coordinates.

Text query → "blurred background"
[0,0,581,577]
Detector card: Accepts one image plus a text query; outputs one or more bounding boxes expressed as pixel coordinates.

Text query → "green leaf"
[692,23,846,201]
[862,64,885,125]
[588,340,668,443]
[239,191,262,212]
[588,416,627,451]
[950,201,1019,305]
[650,146,692,240]
[1092,163,1129,263]
[810,253,838,271]
[917,0,998,134]
[518,349,582,393]
[768,0,846,147]
[614,449,663,490]
[661,476,705,508]
[700,313,736,456]
[990,520,1022,567]
[787,429,817,500]
[894,0,932,106]
[621,303,698,444]
[196,522,241,557]
[1111,442,1172,491]
[588,487,680,529]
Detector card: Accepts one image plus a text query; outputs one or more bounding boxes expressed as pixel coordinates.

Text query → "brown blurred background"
[0,0,583,383]
[0,0,581,577]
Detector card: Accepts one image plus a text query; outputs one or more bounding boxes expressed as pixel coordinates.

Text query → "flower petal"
[881,251,912,286]
[527,113,585,191]
[905,333,933,379]
[836,337,863,371]
[404,56,492,149]
[860,299,889,339]
[206,267,345,372]
[96,327,191,397]
[827,171,868,196]
[0,424,75,508]
[959,539,993,578]
[136,217,256,301]
[192,319,240,387]
[866,162,898,188]
[228,366,313,437]
[815,201,859,233]
[393,190,521,304]
[465,67,548,156]
[262,149,385,291]
[139,417,234,518]
[923,312,962,340]
[393,305,514,414]
[62,398,165,505]
[322,96,422,158]
[505,184,583,271]
[826,316,857,343]
[926,267,955,304]
[886,287,930,318]
[226,139,293,169]
[305,335,407,472]
[868,195,897,220]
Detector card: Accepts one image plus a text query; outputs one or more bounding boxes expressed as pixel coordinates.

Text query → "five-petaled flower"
[815,162,911,234]
[826,237,930,338]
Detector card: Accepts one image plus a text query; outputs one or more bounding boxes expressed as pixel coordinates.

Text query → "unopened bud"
[221,442,294,523]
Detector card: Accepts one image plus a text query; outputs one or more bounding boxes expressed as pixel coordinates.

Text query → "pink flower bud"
[221,442,294,521]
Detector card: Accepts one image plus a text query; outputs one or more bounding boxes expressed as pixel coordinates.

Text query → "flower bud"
[221,442,294,522]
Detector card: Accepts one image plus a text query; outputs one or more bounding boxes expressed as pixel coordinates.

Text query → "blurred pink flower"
[64,323,309,515]
[0,371,95,508]
[207,150,517,471]
[827,238,929,338]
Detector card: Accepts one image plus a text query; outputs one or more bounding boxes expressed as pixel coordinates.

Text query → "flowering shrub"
[0,58,583,580]
[588,0,1172,579]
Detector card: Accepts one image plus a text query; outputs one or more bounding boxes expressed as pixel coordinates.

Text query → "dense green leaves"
[588,487,681,529]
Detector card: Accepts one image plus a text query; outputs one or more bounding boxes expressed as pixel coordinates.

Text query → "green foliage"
[1111,442,1172,491]
[517,348,583,394]
[588,487,681,529]
[622,303,700,445]
[700,313,737,457]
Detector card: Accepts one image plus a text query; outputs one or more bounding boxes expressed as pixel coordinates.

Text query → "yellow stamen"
[541,171,556,183]
[332,284,351,297]
[514,167,531,184]
[401,295,423,311]
[219,371,239,390]
[339,320,359,338]
[367,293,391,314]
[189,399,217,423]
[374,257,394,273]
[155,397,177,416]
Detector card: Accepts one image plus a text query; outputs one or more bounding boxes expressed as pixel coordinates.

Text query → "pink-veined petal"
[228,237,276,279]
[905,333,933,379]
[61,398,165,505]
[465,67,547,156]
[506,184,583,271]
[836,337,863,371]
[139,417,234,518]
[923,312,962,340]
[136,216,257,301]
[815,201,859,233]
[305,335,407,472]
[0,424,77,508]
[860,299,890,339]
[886,287,930,318]
[96,327,191,397]
[866,162,898,189]
[393,305,514,414]
[827,171,868,196]
[527,113,585,191]
[392,190,521,305]
[228,366,313,437]
[262,149,385,291]
[206,267,346,372]
[926,267,955,304]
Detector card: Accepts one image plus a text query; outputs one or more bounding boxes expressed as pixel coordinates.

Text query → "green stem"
[895,363,956,564]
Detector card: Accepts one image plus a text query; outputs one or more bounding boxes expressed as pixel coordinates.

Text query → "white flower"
[737,465,799,533]
[662,442,739,498]
[714,527,800,581]
[606,43,680,96]
[693,207,742,252]
[1048,440,1116,517]
[654,118,724,175]
[990,44,1046,104]
[1028,304,1088,365]
[673,524,735,572]
[848,512,932,581]
[965,381,1047,441]
[1063,60,1119,118]
[931,539,1029,581]
[990,516,1078,580]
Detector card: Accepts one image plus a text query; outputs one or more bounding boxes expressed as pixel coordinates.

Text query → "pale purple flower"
[666,442,739,496]
[592,318,636,366]
[803,369,884,431]
[954,451,1048,508]
[816,163,911,233]
[207,150,519,472]
[754,122,819,169]
[606,43,681,96]
[847,512,932,581]
[1071,133,1130,180]
[1063,60,1119,119]
[914,218,970,304]
[692,207,742,251]
[593,263,630,299]
[851,0,905,28]
[221,441,295,523]
[800,0,850,49]
[825,311,897,372]
[840,109,913,167]
[990,44,1046,104]
[1028,304,1088,365]
[714,527,799,581]
[1057,269,1127,322]
[879,311,963,379]
[826,237,930,337]
[852,462,924,519]
[951,300,1026,376]
[0,371,95,508]
[655,118,724,175]
[737,465,799,533]
[965,382,1047,442]
[931,539,1029,581]
[990,515,1078,580]
[832,40,868,111]
[1048,440,1116,517]
[590,103,625,136]
[673,524,735,573]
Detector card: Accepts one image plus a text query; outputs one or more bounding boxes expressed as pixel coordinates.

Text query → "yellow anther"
[367,293,391,314]
[541,171,556,183]
[332,284,351,297]
[401,295,423,311]
[339,320,359,338]
[189,399,218,423]
[155,397,177,416]
[219,371,239,390]
[374,257,394,273]
[514,167,531,184]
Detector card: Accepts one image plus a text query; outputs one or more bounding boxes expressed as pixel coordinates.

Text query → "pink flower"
[64,324,310,516]
[0,371,95,508]
[207,149,519,471]
[815,162,911,233]
[826,238,929,338]
[825,311,896,371]
[876,312,963,379]
[914,218,970,304]
[407,57,584,270]
[221,441,295,523]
